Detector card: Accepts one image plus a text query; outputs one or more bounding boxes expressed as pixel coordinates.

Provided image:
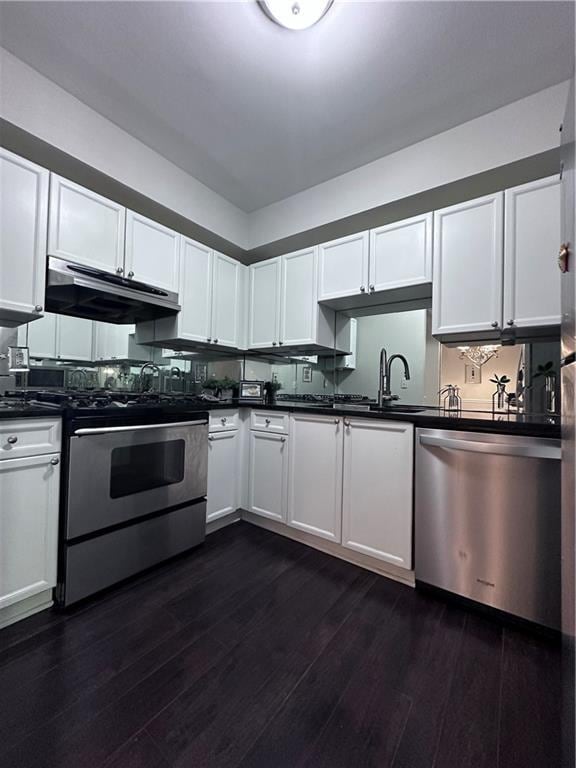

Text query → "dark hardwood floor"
[0,522,561,768]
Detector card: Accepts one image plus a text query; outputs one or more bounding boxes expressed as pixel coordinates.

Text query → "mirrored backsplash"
[3,307,561,414]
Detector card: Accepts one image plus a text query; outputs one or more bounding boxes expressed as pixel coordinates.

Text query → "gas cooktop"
[3,390,217,412]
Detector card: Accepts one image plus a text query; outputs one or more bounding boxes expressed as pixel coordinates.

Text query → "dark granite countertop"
[0,398,561,439]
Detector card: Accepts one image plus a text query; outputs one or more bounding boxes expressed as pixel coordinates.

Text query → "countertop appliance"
[415,427,562,629]
[19,390,209,606]
[45,256,180,323]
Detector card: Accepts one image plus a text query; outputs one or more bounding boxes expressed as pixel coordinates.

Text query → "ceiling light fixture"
[259,0,333,30]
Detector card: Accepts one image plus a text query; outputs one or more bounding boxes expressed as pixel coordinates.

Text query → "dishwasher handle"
[419,434,561,460]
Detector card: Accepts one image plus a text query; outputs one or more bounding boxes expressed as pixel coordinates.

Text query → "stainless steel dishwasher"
[415,428,561,629]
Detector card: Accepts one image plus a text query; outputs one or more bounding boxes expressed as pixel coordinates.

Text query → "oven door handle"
[73,420,208,436]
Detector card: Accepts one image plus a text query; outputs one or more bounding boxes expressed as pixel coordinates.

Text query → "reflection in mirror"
[333,308,440,406]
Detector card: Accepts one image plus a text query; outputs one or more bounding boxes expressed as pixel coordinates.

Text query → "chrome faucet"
[377,347,411,406]
[139,362,160,392]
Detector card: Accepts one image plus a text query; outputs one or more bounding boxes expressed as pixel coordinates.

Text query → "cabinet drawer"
[209,409,239,433]
[0,419,62,460]
[250,411,289,434]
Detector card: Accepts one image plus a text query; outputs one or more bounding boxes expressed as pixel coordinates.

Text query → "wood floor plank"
[0,530,311,768]
[145,558,375,768]
[432,614,503,768]
[103,731,171,768]
[236,575,404,768]
[498,626,562,768]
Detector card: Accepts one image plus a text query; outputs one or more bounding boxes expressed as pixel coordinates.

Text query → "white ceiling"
[0,1,573,213]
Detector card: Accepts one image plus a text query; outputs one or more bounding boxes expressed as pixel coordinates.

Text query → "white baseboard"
[241,510,415,588]
[206,510,242,536]
[0,589,53,630]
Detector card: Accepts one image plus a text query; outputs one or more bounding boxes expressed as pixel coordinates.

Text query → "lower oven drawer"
[61,499,206,606]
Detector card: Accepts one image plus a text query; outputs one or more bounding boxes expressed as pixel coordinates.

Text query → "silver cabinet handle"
[334,419,340,424]
[50,457,60,465]
[221,417,227,424]
[34,305,43,312]
[208,435,215,441]
[507,320,515,326]
[206,338,211,343]
[272,341,277,346]
[344,419,351,427]
[360,286,366,293]
[279,341,283,346]
[280,437,286,443]
[7,435,18,444]
[369,284,375,292]
[265,418,271,425]
[419,434,561,460]
[128,271,134,278]
[213,339,219,344]
[116,267,124,274]
[491,321,499,328]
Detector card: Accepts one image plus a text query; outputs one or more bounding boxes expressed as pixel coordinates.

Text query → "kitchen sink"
[369,404,429,414]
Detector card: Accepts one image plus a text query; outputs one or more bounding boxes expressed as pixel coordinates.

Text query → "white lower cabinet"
[0,454,60,611]
[248,430,288,522]
[207,428,241,523]
[342,419,413,569]
[287,413,343,542]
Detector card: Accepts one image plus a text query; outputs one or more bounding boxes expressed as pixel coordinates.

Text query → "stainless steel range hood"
[45,257,180,324]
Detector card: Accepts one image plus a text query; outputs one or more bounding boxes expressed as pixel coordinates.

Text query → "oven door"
[66,419,208,539]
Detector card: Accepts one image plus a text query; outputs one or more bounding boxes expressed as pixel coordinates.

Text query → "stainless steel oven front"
[67,419,208,539]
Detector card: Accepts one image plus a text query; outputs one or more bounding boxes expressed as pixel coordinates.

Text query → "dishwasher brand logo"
[476,578,496,589]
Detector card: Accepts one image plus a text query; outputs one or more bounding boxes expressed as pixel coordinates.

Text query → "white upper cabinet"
[280,247,318,347]
[24,312,93,361]
[342,419,413,570]
[248,258,281,349]
[287,413,343,543]
[177,237,214,343]
[55,315,93,361]
[0,149,49,326]
[124,211,180,292]
[93,322,149,362]
[504,176,561,330]
[26,312,57,359]
[432,192,504,337]
[211,251,244,348]
[248,430,288,523]
[369,212,432,292]
[318,232,370,301]
[48,175,125,274]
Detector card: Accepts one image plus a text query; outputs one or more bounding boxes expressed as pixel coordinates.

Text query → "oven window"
[110,439,185,498]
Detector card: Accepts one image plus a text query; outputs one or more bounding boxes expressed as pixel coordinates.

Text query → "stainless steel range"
[17,391,210,606]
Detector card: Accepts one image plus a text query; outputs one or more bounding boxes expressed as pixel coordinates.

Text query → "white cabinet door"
[248,431,288,522]
[207,430,240,523]
[27,312,57,359]
[433,192,504,336]
[0,149,49,325]
[48,175,125,274]
[0,454,60,609]
[93,321,144,361]
[124,211,180,292]
[342,419,413,569]
[57,315,93,361]
[318,232,369,301]
[504,176,561,330]
[369,213,432,292]
[248,258,281,348]
[287,413,343,542]
[280,247,318,347]
[178,237,214,343]
[211,252,242,348]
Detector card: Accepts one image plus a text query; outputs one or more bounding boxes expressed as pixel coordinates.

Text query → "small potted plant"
[264,380,282,406]
[490,374,510,414]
